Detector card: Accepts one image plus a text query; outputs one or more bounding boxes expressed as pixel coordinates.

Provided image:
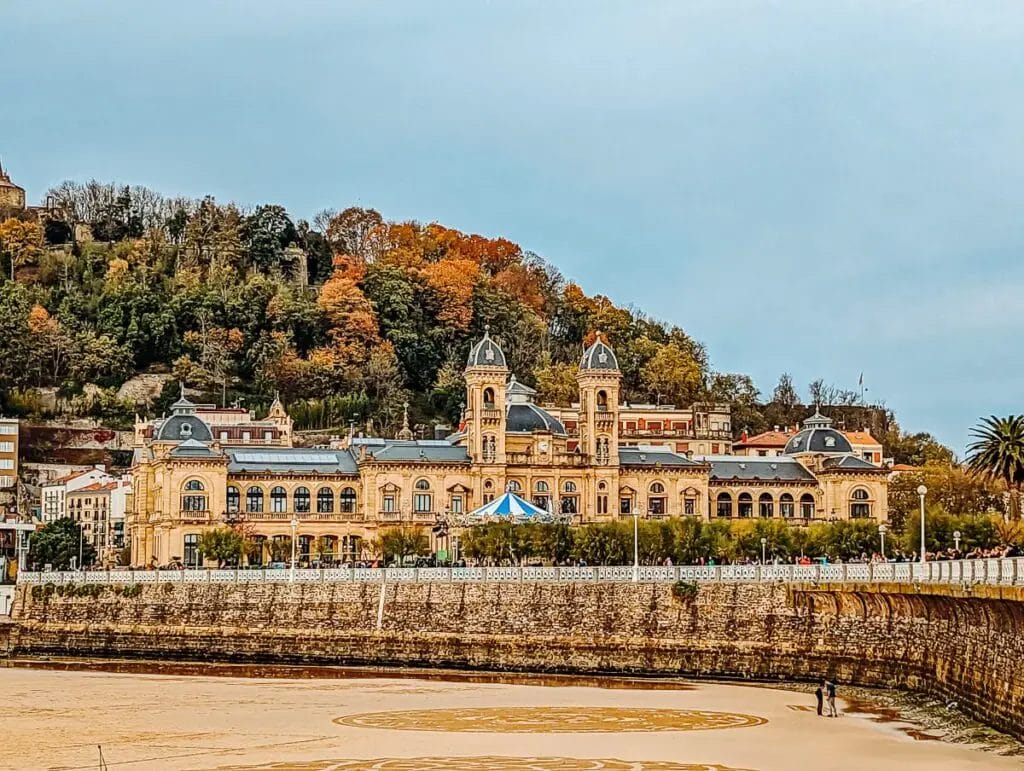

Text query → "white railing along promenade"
[15,557,1024,587]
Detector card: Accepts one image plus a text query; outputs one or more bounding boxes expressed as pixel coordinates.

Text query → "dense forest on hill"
[0,181,949,463]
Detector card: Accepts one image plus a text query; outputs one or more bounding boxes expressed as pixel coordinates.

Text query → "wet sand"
[0,666,1016,771]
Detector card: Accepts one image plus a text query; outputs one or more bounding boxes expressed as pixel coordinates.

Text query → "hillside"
[0,180,948,463]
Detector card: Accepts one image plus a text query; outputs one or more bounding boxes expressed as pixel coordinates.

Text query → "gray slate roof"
[226,448,358,475]
[619,447,703,467]
[466,330,507,369]
[507,403,567,435]
[170,438,221,458]
[156,414,214,442]
[580,336,619,371]
[822,455,879,471]
[701,456,817,482]
[365,441,471,463]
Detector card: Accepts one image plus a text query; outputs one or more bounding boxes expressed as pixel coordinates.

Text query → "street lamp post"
[953,530,962,553]
[760,536,767,565]
[78,522,84,572]
[917,485,927,564]
[878,524,888,560]
[289,517,299,583]
[632,508,640,583]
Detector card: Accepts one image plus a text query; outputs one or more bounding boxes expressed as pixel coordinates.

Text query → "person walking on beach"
[826,679,838,717]
[814,680,824,716]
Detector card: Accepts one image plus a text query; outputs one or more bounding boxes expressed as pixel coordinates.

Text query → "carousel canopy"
[462,491,555,523]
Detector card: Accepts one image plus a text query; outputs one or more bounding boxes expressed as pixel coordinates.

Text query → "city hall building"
[127,332,888,566]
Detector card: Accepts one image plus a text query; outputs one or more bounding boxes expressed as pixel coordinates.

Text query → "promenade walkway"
[16,556,1024,586]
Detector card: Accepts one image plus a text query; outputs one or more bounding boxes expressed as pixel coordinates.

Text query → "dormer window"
[179,423,192,438]
[824,436,836,448]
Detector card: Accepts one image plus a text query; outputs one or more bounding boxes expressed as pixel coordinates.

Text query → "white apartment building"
[41,466,112,522]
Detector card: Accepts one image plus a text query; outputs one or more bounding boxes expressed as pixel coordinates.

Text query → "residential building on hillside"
[0,160,26,210]
[41,466,113,522]
[128,331,888,568]
[67,482,116,552]
[544,400,733,456]
[134,392,293,448]
[0,418,19,516]
[734,426,885,466]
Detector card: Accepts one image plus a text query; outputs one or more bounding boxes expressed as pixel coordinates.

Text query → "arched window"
[413,480,432,513]
[483,387,495,407]
[800,493,815,519]
[246,486,264,513]
[597,390,608,411]
[647,480,667,516]
[294,486,310,513]
[184,479,204,491]
[563,481,577,492]
[271,486,287,513]
[716,492,732,518]
[181,479,207,512]
[758,492,774,518]
[779,493,794,518]
[482,434,496,462]
[227,485,240,513]
[340,487,357,514]
[317,487,334,513]
[507,480,522,492]
[850,488,871,518]
[535,480,549,492]
[738,492,753,518]
[650,482,665,494]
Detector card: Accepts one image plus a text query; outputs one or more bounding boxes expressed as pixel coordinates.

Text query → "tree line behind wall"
[0,180,948,461]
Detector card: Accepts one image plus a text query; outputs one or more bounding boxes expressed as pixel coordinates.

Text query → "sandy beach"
[0,666,1016,771]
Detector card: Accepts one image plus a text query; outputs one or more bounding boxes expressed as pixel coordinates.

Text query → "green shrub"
[671,580,699,602]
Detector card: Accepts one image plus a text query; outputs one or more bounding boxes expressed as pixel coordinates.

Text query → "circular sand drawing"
[333,707,767,733]
[214,759,751,771]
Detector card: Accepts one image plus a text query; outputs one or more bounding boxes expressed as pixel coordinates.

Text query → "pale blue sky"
[5,1,1023,453]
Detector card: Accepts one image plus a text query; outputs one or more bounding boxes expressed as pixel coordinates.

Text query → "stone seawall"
[6,581,1024,740]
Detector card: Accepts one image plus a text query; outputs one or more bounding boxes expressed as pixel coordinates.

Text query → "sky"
[4,1,1024,454]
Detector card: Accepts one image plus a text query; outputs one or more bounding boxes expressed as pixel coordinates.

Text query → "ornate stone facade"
[127,333,888,566]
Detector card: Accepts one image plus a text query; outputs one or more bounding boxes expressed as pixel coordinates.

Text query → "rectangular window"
[716,499,731,518]
[483,493,494,504]
[184,534,200,567]
[450,496,463,514]
[780,501,794,518]
[619,497,632,515]
[711,444,720,454]
[220,431,229,440]
[264,431,273,442]
[684,499,695,516]
[242,431,251,441]
[597,494,608,514]
[382,495,396,512]
[0,459,13,470]
[0,442,13,452]
[800,501,814,518]
[0,476,13,488]
[0,425,16,434]
[414,493,432,513]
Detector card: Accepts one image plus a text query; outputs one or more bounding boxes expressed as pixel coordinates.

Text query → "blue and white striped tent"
[462,491,554,523]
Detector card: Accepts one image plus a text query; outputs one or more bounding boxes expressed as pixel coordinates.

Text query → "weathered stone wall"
[6,580,1024,740]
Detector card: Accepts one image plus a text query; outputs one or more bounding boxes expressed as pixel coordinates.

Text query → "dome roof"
[783,412,852,455]
[156,414,213,443]
[580,333,619,371]
[506,403,567,435]
[466,326,507,369]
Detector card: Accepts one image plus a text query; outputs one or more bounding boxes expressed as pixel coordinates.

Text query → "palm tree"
[967,415,1024,520]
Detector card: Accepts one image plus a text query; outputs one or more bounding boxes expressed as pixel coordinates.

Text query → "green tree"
[641,343,702,406]
[967,415,1024,520]
[374,526,429,564]
[198,527,244,567]
[29,518,96,569]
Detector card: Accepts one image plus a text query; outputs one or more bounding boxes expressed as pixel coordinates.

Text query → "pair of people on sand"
[815,679,838,717]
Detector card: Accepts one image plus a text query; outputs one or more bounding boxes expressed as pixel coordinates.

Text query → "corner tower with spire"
[577,332,621,467]
[464,326,509,466]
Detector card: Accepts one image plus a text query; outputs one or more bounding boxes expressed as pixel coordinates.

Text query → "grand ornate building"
[127,332,888,566]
